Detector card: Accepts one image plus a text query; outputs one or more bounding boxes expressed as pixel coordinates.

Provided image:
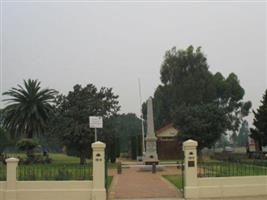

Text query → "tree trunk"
[26,148,34,162]
[26,130,34,161]
[256,139,262,152]
[27,129,34,139]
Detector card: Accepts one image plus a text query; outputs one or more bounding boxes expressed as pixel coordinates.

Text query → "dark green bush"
[0,128,10,154]
[16,138,39,151]
[21,154,52,165]
[131,136,137,160]
[0,154,7,165]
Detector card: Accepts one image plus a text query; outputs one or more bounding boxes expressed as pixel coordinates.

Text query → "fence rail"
[241,160,267,167]
[0,165,6,181]
[198,161,267,177]
[17,164,93,181]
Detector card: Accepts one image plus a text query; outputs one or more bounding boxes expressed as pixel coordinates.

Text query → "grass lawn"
[163,175,183,190]
[49,154,88,164]
[107,176,113,188]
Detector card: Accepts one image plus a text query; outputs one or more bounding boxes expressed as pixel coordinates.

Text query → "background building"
[156,123,182,160]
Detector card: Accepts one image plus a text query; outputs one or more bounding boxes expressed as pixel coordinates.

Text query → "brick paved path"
[109,167,182,199]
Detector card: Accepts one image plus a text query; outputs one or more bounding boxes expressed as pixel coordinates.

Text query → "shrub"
[21,154,52,165]
[0,153,7,165]
[16,138,39,152]
[16,138,39,163]
[0,128,10,154]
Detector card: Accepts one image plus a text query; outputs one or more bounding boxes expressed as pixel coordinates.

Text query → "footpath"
[108,167,182,199]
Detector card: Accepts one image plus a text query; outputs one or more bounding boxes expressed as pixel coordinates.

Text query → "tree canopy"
[143,46,251,149]
[108,113,142,153]
[52,83,120,164]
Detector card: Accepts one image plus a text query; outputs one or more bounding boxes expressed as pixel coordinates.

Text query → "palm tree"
[2,79,57,138]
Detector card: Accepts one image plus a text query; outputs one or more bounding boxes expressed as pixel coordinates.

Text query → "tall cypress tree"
[131,136,137,160]
[250,90,267,151]
[237,120,249,147]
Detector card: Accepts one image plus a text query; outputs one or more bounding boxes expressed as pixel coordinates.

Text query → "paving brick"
[109,167,182,199]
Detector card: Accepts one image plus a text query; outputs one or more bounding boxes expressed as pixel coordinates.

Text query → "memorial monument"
[144,97,159,165]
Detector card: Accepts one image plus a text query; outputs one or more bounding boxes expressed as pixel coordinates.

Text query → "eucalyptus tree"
[143,46,251,149]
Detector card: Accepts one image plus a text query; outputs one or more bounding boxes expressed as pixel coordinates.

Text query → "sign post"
[95,128,97,142]
[89,116,103,142]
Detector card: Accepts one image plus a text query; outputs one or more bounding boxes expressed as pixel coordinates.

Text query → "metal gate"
[181,159,185,197]
[104,154,108,192]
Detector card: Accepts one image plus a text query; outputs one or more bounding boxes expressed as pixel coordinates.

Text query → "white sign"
[89,116,103,128]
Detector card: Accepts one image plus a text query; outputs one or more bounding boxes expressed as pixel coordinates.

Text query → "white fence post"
[5,158,19,200]
[183,139,198,198]
[91,141,106,200]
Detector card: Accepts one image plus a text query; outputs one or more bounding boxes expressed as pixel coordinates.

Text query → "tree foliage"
[250,90,267,150]
[16,138,39,159]
[173,103,229,149]
[108,113,142,153]
[143,46,251,148]
[0,127,10,153]
[100,116,120,163]
[2,79,57,138]
[52,84,120,164]
[216,134,230,148]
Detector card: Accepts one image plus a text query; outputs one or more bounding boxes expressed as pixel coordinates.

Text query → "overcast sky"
[1,1,266,124]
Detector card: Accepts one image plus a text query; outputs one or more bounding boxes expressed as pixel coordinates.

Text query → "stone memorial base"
[139,165,164,171]
[143,136,159,165]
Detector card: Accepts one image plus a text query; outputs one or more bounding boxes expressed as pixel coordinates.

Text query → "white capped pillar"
[91,141,106,200]
[5,158,19,200]
[183,139,198,198]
